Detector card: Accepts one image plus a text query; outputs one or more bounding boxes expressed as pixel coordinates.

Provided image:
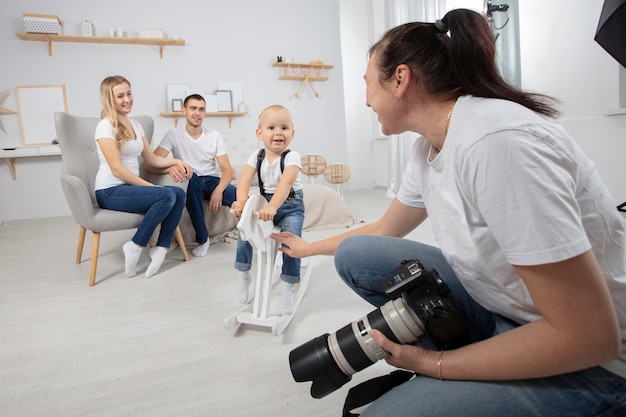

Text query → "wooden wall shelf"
[272,61,334,98]
[16,33,185,58]
[160,112,247,128]
[272,62,334,70]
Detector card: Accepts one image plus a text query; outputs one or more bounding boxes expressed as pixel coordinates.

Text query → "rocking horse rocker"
[224,194,313,336]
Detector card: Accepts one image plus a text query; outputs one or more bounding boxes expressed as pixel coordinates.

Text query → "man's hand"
[208,190,224,212]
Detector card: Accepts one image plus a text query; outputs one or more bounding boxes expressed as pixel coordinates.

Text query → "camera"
[289,259,471,399]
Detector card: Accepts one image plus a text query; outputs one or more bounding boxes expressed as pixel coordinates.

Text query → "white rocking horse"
[224,194,313,335]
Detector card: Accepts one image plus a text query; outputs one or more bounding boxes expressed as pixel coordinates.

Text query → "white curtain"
[489,0,520,89]
[383,0,449,198]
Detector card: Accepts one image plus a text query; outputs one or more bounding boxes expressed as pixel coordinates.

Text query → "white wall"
[2,0,625,221]
[339,0,386,190]
[518,0,626,203]
[0,0,348,221]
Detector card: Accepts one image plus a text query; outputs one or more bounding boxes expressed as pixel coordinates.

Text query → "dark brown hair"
[369,9,559,118]
[184,93,205,107]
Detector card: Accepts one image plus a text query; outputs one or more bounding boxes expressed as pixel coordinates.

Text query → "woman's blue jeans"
[186,173,237,245]
[235,190,304,284]
[335,235,626,417]
[95,184,186,248]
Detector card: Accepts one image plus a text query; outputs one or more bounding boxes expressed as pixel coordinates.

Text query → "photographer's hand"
[271,231,311,258]
[370,329,441,378]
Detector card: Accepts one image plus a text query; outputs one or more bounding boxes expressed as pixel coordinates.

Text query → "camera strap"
[342,370,415,417]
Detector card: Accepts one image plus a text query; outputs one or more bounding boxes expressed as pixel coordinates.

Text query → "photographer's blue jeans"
[235,190,304,284]
[96,184,185,248]
[186,173,237,244]
[334,235,626,417]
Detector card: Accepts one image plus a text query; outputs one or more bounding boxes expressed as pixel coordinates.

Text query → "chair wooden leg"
[89,231,100,287]
[76,226,87,264]
[174,226,189,261]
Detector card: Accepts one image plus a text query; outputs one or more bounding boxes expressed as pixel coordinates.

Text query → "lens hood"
[289,334,352,398]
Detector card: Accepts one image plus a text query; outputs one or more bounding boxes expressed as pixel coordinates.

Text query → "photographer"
[272,8,626,417]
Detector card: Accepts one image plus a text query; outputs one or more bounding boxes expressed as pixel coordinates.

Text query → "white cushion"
[302,184,356,231]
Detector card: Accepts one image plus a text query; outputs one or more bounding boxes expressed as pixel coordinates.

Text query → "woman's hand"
[167,165,188,182]
[271,231,312,258]
[369,329,434,374]
[171,159,192,182]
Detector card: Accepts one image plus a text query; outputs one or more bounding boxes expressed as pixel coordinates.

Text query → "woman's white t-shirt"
[94,118,145,191]
[397,95,626,378]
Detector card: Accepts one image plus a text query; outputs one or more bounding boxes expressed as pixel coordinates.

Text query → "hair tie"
[435,19,448,34]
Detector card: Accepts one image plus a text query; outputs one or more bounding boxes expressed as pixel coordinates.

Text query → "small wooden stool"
[323,163,351,197]
[301,154,327,184]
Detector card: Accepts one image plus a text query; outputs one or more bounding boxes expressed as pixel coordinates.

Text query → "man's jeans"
[186,173,237,244]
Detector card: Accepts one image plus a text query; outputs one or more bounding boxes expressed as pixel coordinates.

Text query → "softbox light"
[595,0,626,67]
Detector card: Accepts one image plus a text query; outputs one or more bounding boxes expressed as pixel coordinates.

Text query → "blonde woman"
[94,75,192,278]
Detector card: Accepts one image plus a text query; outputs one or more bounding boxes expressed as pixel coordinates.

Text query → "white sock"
[145,246,167,278]
[279,282,295,315]
[192,241,210,257]
[238,270,251,304]
[122,241,142,277]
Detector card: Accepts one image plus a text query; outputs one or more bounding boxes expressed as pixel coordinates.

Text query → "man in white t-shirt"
[150,94,237,257]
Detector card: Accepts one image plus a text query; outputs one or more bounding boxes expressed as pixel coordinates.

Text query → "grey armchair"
[55,112,189,286]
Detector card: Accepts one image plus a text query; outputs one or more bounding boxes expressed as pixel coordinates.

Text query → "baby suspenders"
[256,148,296,199]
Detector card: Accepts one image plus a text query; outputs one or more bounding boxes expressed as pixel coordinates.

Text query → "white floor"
[0,187,436,417]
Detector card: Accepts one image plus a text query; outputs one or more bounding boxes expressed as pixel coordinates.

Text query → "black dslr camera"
[289,259,471,399]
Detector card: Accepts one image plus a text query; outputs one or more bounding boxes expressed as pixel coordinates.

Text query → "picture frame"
[16,84,68,146]
[171,99,183,112]
[217,82,244,109]
[216,90,233,112]
[166,84,190,112]
[205,95,218,112]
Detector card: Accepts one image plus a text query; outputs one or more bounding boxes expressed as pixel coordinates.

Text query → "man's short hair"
[184,94,206,107]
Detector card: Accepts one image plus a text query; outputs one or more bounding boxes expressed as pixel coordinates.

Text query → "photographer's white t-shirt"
[397,95,626,378]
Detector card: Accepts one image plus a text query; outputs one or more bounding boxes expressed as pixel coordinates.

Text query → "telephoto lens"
[290,295,425,398]
[289,259,471,399]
